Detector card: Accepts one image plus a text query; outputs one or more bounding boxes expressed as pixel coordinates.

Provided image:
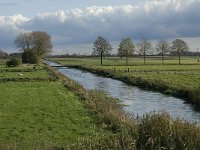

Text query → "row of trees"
[93,36,189,65]
[6,31,189,66]
[15,31,52,64]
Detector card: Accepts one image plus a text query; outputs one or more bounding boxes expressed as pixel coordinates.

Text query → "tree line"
[0,31,196,66]
[93,36,190,65]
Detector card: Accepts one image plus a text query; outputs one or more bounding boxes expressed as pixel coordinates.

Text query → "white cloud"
[0,0,200,53]
[0,14,29,51]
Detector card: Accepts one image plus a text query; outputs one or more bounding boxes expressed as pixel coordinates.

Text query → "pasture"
[0,60,107,149]
[50,56,200,66]
[0,62,53,81]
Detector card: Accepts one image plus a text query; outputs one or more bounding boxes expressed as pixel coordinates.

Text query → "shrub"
[6,57,20,67]
[22,50,39,64]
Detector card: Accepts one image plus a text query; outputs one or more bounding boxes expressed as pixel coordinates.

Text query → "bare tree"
[31,31,52,58]
[93,36,112,65]
[15,32,33,52]
[171,39,189,64]
[137,38,152,65]
[15,31,52,63]
[118,38,135,66]
[156,40,170,64]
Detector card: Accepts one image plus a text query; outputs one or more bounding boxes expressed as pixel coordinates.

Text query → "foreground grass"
[0,81,107,149]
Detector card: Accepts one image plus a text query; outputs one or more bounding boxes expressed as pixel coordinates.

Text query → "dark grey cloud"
[1,0,200,53]
[19,0,200,43]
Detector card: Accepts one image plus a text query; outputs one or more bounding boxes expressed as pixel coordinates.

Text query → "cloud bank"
[0,0,200,53]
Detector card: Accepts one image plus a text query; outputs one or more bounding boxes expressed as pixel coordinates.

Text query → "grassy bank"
[51,57,200,106]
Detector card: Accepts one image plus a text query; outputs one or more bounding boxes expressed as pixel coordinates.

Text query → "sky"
[0,0,200,54]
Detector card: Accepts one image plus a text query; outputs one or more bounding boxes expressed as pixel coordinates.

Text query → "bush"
[22,50,39,64]
[6,57,20,67]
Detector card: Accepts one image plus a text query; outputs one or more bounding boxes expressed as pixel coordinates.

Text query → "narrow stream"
[48,61,200,123]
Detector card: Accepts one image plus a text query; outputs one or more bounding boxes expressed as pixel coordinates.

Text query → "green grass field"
[0,70,51,79]
[0,62,37,70]
[50,56,200,66]
[91,65,200,89]
[0,61,53,80]
[0,81,106,149]
[0,60,108,149]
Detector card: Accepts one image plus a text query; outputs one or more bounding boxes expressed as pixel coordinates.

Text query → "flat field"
[0,60,106,149]
[50,56,200,66]
[92,65,200,90]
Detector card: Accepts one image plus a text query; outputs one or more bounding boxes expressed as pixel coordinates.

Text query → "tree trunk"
[101,52,103,65]
[144,50,146,65]
[162,52,164,65]
[126,56,128,66]
[178,49,181,65]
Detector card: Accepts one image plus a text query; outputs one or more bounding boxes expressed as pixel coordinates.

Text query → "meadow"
[51,56,200,106]
[50,56,200,66]
[0,62,53,81]
[0,60,108,149]
[1,58,200,149]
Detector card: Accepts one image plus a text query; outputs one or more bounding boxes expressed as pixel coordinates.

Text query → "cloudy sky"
[0,0,200,54]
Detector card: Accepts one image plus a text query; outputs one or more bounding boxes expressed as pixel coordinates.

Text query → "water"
[48,61,200,123]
